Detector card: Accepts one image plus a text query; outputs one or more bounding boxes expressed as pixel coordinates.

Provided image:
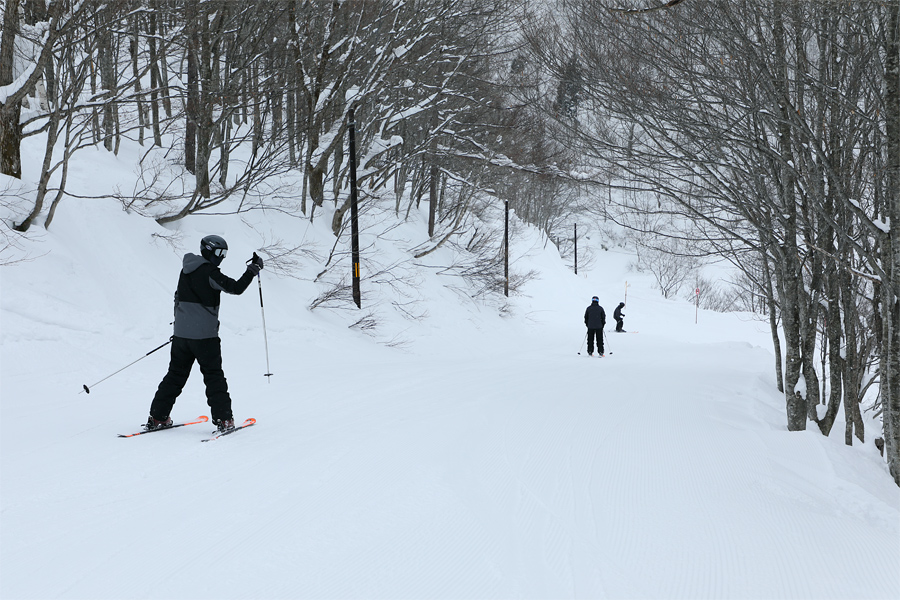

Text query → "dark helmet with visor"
[200,234,228,266]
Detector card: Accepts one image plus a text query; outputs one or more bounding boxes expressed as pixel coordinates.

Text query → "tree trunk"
[157,2,171,118]
[333,120,344,206]
[882,0,900,485]
[148,10,162,146]
[15,110,60,231]
[286,1,298,167]
[1,0,22,178]
[185,3,198,175]
[98,22,118,152]
[801,295,822,424]
[306,106,326,217]
[23,0,46,25]
[130,14,144,146]
[89,32,100,145]
[819,260,843,436]
[44,113,75,229]
[773,4,807,431]
[286,77,296,166]
[252,61,262,157]
[331,195,350,237]
[194,7,214,199]
[780,254,806,431]
[761,241,785,393]
[840,263,865,445]
[0,100,22,179]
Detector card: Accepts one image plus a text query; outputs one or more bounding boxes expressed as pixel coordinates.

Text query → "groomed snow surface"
[2,189,898,600]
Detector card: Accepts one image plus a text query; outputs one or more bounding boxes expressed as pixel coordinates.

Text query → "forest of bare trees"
[519,0,900,485]
[0,0,552,230]
[1,0,898,485]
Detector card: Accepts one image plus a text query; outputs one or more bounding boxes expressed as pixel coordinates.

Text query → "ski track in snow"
[2,201,899,599]
[3,332,899,600]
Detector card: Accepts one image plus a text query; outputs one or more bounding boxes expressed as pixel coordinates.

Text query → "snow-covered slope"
[1,189,898,599]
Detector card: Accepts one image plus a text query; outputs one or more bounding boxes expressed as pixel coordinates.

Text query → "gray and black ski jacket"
[172,253,255,339]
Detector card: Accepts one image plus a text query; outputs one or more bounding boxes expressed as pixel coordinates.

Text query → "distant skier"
[146,235,264,433]
[614,301,626,332]
[584,296,606,356]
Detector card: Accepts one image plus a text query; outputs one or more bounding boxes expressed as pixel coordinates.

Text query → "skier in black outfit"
[146,235,264,432]
[614,302,626,332]
[584,296,606,356]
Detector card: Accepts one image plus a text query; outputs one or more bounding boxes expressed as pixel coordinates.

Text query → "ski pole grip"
[146,337,174,356]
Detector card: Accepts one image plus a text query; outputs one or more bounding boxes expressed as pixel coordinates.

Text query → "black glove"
[246,252,264,276]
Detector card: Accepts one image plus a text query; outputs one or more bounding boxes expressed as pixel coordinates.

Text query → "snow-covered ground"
[2,165,898,599]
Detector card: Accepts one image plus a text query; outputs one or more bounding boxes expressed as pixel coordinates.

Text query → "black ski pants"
[615,317,624,332]
[150,336,233,422]
[587,328,604,355]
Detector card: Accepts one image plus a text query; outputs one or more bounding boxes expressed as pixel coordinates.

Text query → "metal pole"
[81,337,173,394]
[257,272,273,381]
[577,331,587,355]
[348,108,361,308]
[574,223,578,275]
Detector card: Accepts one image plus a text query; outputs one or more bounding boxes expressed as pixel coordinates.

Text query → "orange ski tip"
[245,418,256,425]
[198,415,209,422]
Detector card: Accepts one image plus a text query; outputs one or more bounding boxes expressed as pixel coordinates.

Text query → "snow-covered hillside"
[2,176,898,599]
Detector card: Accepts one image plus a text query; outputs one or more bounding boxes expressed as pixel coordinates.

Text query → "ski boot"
[214,418,235,433]
[145,415,173,430]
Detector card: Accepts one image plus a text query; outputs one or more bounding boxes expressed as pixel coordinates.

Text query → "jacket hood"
[182,253,209,274]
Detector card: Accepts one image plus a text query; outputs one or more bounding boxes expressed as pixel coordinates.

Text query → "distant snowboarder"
[614,301,626,332]
[146,235,264,433]
[584,296,606,356]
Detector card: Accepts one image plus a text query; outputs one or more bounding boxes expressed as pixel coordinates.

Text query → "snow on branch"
[612,0,686,14]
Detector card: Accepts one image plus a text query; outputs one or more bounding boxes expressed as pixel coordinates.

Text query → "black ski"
[201,418,256,442]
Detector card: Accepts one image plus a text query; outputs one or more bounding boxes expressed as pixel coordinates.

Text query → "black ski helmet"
[200,234,228,266]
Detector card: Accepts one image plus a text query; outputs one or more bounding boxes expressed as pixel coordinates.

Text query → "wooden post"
[504,200,509,297]
[428,163,438,237]
[348,108,361,308]
[574,223,578,275]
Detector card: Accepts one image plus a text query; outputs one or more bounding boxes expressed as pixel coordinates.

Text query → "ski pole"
[81,337,173,394]
[604,329,613,355]
[577,331,587,355]
[253,255,273,382]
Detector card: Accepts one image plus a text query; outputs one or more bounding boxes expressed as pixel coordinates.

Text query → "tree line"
[1,0,573,238]
[520,0,900,485]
